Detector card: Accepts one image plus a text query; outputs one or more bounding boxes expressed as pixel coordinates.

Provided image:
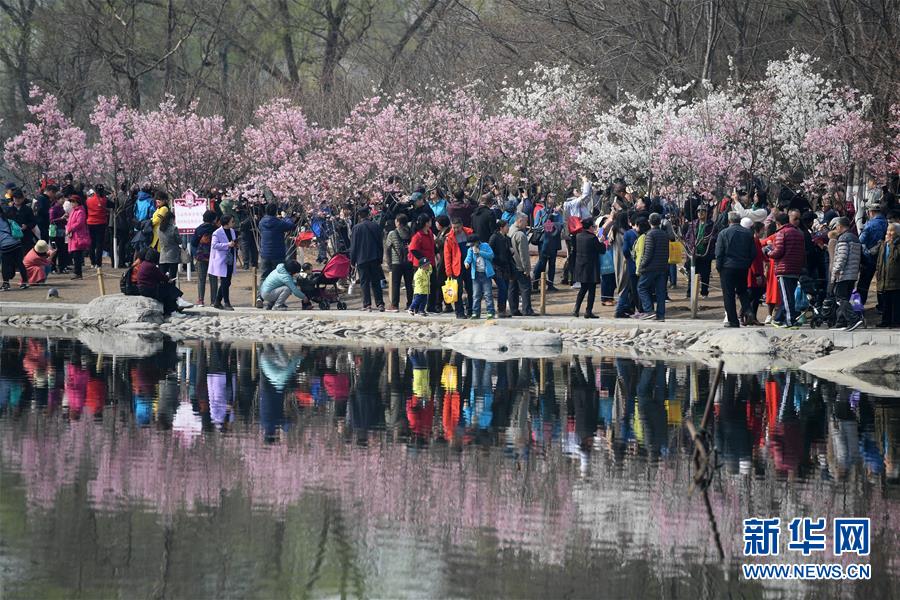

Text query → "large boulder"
[801,345,900,374]
[78,294,165,328]
[801,345,900,398]
[442,324,562,360]
[687,328,772,355]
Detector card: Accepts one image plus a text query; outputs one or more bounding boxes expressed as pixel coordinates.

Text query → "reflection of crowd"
[0,337,897,483]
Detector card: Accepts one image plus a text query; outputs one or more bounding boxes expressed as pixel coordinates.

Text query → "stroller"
[298,253,351,310]
[798,275,835,328]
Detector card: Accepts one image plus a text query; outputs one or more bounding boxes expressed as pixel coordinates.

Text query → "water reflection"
[1,335,898,598]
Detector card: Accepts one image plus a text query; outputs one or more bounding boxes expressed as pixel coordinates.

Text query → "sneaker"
[196,299,204,307]
[222,303,235,311]
[264,302,275,310]
[470,314,480,320]
[571,282,581,289]
[486,312,495,320]
[640,313,657,320]
[524,310,538,317]
[255,298,264,309]
[846,320,864,332]
[631,312,647,319]
[273,304,289,311]
[387,305,399,313]
[176,298,194,310]
[169,312,188,318]
[19,283,28,290]
[377,305,385,312]
[511,310,523,317]
[408,308,416,315]
[420,310,429,317]
[213,302,224,310]
[829,325,847,331]
[0,282,8,291]
[764,315,772,325]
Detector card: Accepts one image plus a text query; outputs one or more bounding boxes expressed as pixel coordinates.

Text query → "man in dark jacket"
[10,189,37,248]
[636,213,674,320]
[472,194,497,243]
[256,203,296,307]
[489,220,514,317]
[715,212,755,327]
[349,206,385,311]
[766,212,806,326]
[447,190,476,228]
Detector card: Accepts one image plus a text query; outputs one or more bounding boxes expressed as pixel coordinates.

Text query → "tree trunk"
[320,0,349,95]
[276,0,300,88]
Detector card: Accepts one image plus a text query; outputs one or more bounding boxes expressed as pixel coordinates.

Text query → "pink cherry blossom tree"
[131,97,242,196]
[3,86,98,187]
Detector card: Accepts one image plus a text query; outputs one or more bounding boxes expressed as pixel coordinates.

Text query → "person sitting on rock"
[260,260,308,310]
[23,240,56,284]
[136,248,191,317]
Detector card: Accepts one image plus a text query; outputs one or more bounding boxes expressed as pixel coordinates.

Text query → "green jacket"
[875,238,900,292]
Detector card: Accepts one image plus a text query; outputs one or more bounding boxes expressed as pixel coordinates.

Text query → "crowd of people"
[3,171,900,330]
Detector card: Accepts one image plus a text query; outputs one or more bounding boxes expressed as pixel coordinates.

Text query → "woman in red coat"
[65,195,91,280]
[746,222,766,325]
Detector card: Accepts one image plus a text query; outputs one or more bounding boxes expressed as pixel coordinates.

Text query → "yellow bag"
[668,240,684,265]
[442,278,459,304]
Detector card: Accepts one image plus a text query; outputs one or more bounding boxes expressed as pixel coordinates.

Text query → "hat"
[740,217,753,229]
[418,256,430,267]
[866,200,882,211]
[829,216,842,230]
[34,240,50,254]
[505,199,518,212]
[410,191,424,203]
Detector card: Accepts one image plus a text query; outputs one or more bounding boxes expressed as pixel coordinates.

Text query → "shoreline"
[0,299,896,348]
[2,300,897,367]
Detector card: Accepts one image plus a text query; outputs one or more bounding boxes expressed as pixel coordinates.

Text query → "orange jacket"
[443,226,473,277]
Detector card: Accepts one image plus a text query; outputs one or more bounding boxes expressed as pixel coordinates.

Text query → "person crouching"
[260,260,307,310]
[137,248,191,317]
[23,240,57,284]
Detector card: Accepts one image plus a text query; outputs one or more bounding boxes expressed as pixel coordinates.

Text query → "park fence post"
[540,274,546,315]
[97,267,106,296]
[690,270,700,319]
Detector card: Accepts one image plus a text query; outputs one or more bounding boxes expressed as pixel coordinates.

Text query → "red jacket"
[408,229,436,268]
[748,238,765,288]
[768,224,806,276]
[86,193,111,225]
[443,226,473,277]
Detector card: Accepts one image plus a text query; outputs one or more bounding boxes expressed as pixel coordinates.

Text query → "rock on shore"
[78,294,164,328]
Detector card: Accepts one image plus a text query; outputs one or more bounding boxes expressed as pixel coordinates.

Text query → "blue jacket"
[463,243,495,278]
[134,191,154,222]
[260,263,305,299]
[259,215,294,261]
[622,229,638,275]
[428,199,447,218]
[859,214,887,264]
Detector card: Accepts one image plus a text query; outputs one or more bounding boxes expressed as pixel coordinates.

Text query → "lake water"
[0,335,897,599]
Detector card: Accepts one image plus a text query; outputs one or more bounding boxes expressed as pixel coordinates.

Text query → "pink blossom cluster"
[3,87,577,211]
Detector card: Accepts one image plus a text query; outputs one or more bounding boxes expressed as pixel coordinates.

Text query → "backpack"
[120,265,139,295]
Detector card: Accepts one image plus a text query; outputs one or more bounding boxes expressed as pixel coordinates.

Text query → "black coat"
[471,206,496,243]
[715,224,755,271]
[574,230,605,284]
[349,219,383,266]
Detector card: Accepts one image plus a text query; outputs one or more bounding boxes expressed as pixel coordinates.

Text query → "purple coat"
[208,226,236,277]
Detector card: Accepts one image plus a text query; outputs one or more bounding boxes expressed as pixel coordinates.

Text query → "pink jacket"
[65,205,91,251]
